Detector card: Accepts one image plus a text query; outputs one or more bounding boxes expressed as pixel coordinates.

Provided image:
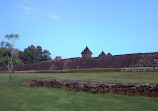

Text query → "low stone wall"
[29,79,158,97]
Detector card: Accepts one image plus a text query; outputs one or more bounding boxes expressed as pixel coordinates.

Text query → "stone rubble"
[29,79,158,97]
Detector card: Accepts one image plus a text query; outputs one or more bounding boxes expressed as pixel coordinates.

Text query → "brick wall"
[0,52,158,71]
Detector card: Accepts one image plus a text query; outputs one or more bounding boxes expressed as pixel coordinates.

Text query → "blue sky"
[0,0,158,59]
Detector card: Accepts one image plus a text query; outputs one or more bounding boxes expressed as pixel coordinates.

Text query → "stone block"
[43,81,50,87]
[103,88,110,93]
[122,83,129,88]
[27,79,158,98]
[138,87,144,92]
[91,88,97,93]
[147,91,156,97]
[118,88,127,92]
[117,91,126,95]
[130,87,137,90]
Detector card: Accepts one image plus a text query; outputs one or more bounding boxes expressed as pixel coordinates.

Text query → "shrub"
[35,70,67,73]
[67,68,121,73]
[0,68,121,73]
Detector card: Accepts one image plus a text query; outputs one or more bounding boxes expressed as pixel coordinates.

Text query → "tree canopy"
[19,45,51,64]
[0,44,52,66]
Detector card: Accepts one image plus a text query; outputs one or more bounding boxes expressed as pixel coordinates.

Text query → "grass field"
[0,72,158,111]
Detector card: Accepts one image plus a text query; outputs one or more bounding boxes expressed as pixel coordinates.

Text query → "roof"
[107,53,112,56]
[81,46,92,54]
[99,51,106,57]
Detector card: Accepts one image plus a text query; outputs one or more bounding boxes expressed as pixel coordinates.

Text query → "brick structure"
[107,53,112,57]
[98,50,106,57]
[81,46,92,58]
[55,56,62,60]
[0,47,158,71]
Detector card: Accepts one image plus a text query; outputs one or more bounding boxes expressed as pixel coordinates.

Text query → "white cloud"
[17,0,40,12]
[19,4,39,11]
[47,12,61,20]
[17,1,61,20]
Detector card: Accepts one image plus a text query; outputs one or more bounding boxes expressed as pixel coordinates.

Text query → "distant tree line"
[0,33,51,85]
[0,44,51,66]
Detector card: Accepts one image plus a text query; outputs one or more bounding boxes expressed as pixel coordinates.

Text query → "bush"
[0,71,16,74]
[13,59,24,65]
[0,68,121,73]
[121,67,158,72]
[12,70,67,73]
[67,68,121,73]
[35,70,67,73]
[0,71,9,73]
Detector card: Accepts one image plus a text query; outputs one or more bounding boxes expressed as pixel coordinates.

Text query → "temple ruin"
[0,46,158,71]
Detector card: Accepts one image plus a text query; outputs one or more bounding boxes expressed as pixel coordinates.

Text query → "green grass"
[0,72,158,111]
[1,72,158,84]
[0,68,121,74]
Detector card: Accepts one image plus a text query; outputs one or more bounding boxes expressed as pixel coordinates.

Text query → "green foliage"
[13,70,67,73]
[0,34,19,68]
[0,44,51,66]
[0,71,16,73]
[11,68,121,73]
[5,34,19,39]
[67,68,121,73]
[0,48,23,66]
[0,48,10,66]
[122,67,158,72]
[0,73,158,111]
[36,70,67,73]
[0,34,19,84]
[19,45,51,64]
[13,59,24,65]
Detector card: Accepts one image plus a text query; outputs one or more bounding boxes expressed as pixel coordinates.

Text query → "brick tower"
[81,46,92,58]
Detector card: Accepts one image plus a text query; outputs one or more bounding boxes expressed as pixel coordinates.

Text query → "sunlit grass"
[0,72,158,111]
[1,72,158,85]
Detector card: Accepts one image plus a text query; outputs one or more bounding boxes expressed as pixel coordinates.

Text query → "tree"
[19,45,51,64]
[42,49,51,61]
[0,34,19,85]
[0,47,10,66]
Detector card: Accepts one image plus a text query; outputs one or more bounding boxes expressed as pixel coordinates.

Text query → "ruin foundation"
[27,79,158,98]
